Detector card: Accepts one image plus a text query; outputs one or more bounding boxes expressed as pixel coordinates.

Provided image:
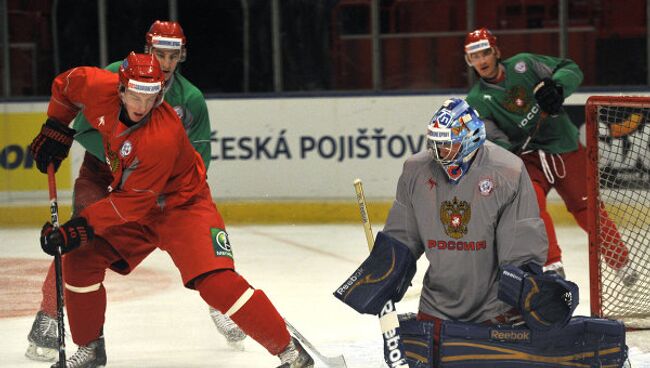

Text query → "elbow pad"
[498,263,579,331]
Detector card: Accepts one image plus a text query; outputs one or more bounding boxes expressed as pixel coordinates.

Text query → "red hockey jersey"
[47,67,207,234]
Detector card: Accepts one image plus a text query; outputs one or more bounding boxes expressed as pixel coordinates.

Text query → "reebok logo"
[490,329,531,342]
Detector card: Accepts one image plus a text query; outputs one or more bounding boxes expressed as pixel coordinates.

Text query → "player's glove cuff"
[29,118,76,174]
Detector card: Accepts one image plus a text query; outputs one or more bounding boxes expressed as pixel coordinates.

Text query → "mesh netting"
[595,102,650,328]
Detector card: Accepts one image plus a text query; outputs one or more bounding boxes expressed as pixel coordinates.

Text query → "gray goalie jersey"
[383,141,547,323]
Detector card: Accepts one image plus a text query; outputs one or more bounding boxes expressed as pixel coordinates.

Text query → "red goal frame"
[585,95,650,322]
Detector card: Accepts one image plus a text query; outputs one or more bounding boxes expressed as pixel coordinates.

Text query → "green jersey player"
[464,28,636,285]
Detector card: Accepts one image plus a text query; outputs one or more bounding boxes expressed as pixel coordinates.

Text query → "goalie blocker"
[393,313,627,368]
[333,231,416,315]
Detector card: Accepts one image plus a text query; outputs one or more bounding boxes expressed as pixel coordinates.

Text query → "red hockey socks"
[533,182,562,265]
[194,270,290,355]
[65,284,106,346]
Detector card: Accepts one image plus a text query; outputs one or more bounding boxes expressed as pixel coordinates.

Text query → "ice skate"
[209,307,246,350]
[25,310,58,362]
[50,336,106,368]
[617,265,639,287]
[276,337,314,368]
[543,261,566,278]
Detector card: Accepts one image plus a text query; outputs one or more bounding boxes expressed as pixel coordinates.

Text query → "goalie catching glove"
[40,217,94,256]
[533,78,564,116]
[29,118,76,174]
[334,232,416,315]
[498,263,578,331]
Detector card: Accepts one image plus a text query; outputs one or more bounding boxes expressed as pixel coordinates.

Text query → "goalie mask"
[118,52,165,106]
[427,98,486,180]
[145,20,187,62]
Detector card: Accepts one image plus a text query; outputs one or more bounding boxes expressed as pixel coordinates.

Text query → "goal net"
[586,96,650,329]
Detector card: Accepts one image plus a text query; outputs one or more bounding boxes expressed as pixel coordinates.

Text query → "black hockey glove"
[498,264,578,331]
[40,217,94,256]
[29,118,76,174]
[533,78,564,116]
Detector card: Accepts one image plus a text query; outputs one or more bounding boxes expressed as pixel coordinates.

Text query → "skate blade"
[25,342,57,362]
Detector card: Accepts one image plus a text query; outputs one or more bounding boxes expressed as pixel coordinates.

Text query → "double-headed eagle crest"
[440,196,471,239]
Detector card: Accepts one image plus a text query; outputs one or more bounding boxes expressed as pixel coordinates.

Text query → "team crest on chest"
[514,61,527,73]
[120,140,133,158]
[478,177,494,196]
[105,142,120,173]
[501,85,531,115]
[439,196,471,239]
[173,106,184,120]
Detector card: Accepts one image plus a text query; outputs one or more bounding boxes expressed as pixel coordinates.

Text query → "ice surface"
[1,225,648,367]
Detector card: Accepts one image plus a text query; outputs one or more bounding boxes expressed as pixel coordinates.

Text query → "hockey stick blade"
[285,320,347,368]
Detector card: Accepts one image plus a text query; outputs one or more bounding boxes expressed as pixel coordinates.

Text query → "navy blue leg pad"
[438,316,627,367]
[386,313,435,368]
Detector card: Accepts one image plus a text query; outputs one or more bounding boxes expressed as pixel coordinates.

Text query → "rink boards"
[1,92,647,225]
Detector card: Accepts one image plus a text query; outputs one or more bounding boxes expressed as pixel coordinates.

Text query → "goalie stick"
[353,179,409,368]
[47,163,67,366]
[284,320,347,368]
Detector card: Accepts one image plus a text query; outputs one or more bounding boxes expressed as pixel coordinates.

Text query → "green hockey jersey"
[466,53,583,154]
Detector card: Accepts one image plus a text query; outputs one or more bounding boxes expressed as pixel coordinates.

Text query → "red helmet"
[464,28,497,54]
[118,52,165,103]
[145,20,187,62]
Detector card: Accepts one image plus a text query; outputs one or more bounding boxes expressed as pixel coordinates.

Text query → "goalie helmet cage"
[586,95,650,329]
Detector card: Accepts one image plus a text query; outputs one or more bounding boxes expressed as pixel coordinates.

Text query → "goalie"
[335,98,627,367]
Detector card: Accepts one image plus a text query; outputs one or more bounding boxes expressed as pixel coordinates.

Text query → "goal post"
[585,96,650,329]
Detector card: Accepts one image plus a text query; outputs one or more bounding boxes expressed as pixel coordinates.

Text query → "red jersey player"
[29,52,313,368]
[26,21,245,363]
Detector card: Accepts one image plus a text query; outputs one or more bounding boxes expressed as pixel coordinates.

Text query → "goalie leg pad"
[384,313,436,368]
[333,231,416,315]
[438,316,627,367]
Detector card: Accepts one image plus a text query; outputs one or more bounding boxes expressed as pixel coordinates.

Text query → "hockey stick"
[47,163,67,365]
[518,80,560,154]
[517,111,549,155]
[353,179,409,368]
[284,320,347,368]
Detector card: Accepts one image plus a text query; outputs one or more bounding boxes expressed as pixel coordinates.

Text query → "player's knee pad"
[438,316,627,367]
[334,231,416,315]
[384,313,435,368]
